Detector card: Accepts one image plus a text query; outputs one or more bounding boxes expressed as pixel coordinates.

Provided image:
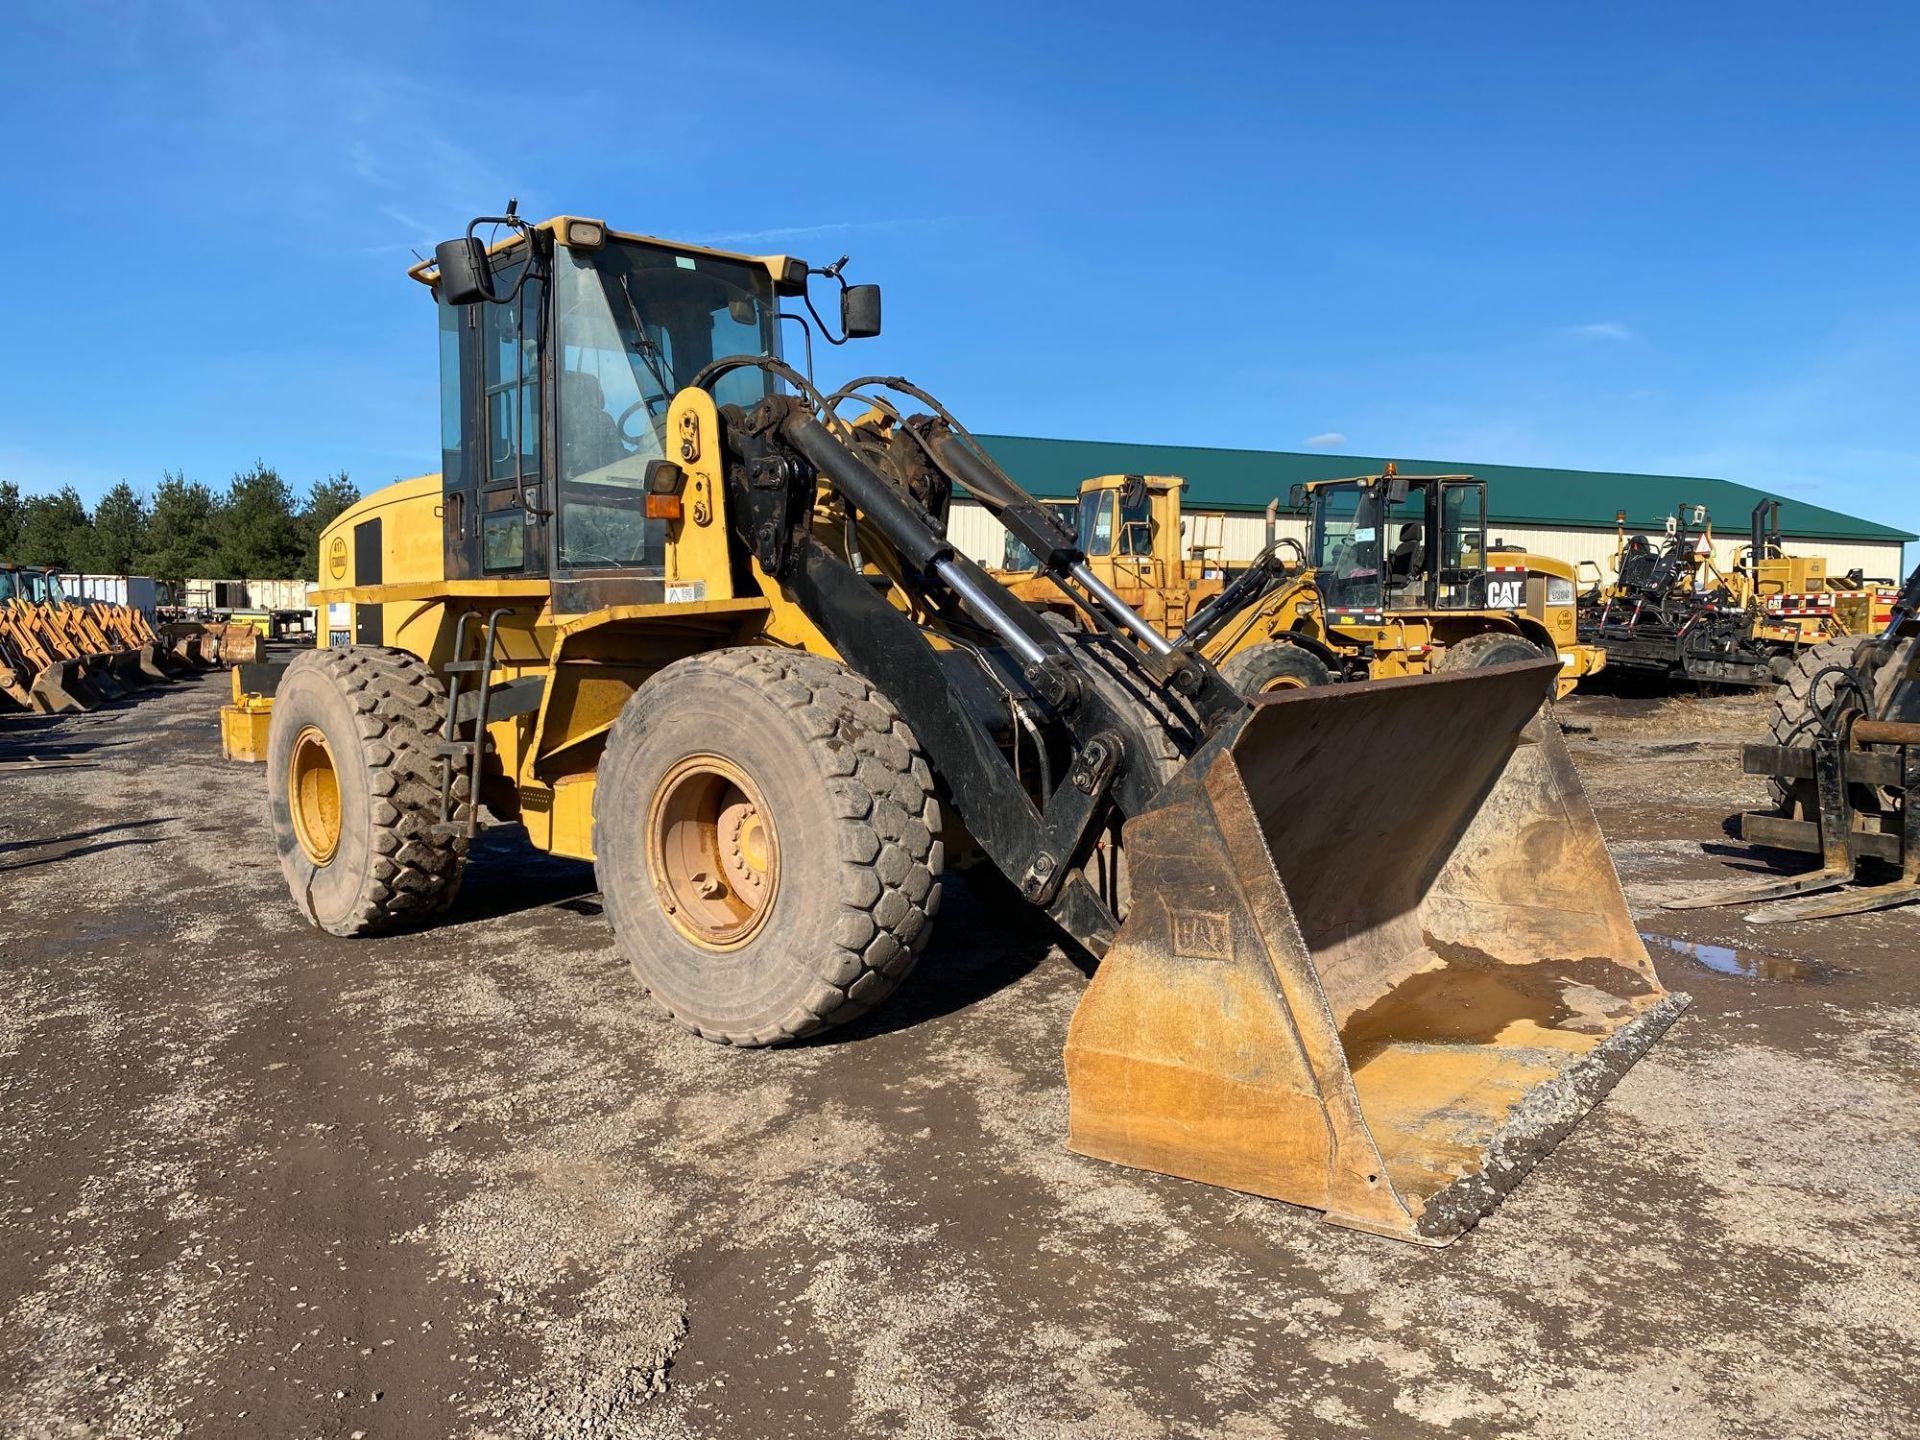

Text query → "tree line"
[0,465,361,583]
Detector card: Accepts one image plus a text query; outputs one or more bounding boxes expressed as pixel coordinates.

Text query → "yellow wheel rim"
[288,725,342,866]
[1257,672,1311,693]
[647,754,780,950]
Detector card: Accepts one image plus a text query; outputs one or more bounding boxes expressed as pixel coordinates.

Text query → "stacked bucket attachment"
[0,595,215,714]
[1666,567,1920,923]
[1066,658,1686,1244]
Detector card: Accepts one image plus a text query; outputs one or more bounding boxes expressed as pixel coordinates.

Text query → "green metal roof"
[973,435,1916,545]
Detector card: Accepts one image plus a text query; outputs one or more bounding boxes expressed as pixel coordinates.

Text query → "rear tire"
[593,649,943,1046]
[267,646,467,937]
[1217,641,1331,694]
[1432,631,1546,671]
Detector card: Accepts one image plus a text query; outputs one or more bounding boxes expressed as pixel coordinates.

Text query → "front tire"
[1432,631,1547,671]
[267,646,467,937]
[1217,641,1331,694]
[593,649,943,1046]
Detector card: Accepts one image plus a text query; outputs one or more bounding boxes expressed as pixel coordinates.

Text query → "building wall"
[947,499,1906,586]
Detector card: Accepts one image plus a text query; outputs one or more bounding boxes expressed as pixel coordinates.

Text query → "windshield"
[1311,483,1385,611]
[1074,486,1150,558]
[1002,501,1074,571]
[552,240,778,571]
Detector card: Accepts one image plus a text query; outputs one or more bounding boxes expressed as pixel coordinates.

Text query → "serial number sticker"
[665,581,707,604]
[1169,907,1233,962]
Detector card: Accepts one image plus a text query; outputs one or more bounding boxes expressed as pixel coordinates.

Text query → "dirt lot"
[3,663,1917,1440]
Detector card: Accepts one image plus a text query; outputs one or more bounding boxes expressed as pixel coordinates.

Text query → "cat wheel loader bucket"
[217,623,263,667]
[1066,658,1687,1245]
[133,641,175,683]
[28,656,100,714]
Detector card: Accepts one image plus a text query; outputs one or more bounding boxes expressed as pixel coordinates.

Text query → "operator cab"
[422,209,880,612]
[1303,473,1492,614]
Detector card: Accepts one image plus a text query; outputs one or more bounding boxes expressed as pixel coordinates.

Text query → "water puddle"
[1639,931,1813,981]
[1338,939,1655,1067]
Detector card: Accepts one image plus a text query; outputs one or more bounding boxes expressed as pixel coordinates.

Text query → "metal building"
[948,435,1914,582]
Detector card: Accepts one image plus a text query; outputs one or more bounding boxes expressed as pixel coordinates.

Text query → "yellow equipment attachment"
[1068,658,1681,1243]
[221,664,275,762]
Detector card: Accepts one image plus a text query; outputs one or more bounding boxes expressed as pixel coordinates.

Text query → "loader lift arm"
[706,380,1230,950]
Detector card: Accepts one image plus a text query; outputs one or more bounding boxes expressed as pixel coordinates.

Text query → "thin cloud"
[1303,432,1347,449]
[1564,321,1633,342]
[698,217,954,247]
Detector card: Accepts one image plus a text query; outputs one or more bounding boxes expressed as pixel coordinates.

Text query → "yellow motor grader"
[997,470,1604,697]
[245,205,1682,1244]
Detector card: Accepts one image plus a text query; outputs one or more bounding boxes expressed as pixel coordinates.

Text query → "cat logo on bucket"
[327,535,349,581]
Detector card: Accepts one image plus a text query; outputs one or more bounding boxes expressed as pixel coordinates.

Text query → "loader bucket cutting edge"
[1064,658,1687,1245]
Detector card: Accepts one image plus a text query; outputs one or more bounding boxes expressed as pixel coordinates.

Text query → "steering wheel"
[614,395,670,452]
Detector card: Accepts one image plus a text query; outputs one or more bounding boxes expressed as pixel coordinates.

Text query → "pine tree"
[0,480,21,559]
[90,481,149,574]
[15,486,93,570]
[214,463,304,580]
[140,471,222,582]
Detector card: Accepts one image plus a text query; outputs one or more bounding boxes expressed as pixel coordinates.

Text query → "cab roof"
[406,215,810,296]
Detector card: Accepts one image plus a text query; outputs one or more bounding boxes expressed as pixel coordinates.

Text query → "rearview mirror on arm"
[434,236,494,306]
[841,284,882,339]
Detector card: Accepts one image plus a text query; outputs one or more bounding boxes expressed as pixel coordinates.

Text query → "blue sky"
[4,1,1916,543]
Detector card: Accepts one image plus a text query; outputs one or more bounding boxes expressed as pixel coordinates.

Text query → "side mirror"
[1287,483,1307,510]
[434,236,494,306]
[841,284,882,339]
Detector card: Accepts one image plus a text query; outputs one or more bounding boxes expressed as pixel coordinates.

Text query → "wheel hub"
[287,725,342,866]
[648,755,780,950]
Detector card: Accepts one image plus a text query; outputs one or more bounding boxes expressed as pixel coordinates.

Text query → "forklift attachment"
[1672,715,1920,923]
[1066,658,1685,1245]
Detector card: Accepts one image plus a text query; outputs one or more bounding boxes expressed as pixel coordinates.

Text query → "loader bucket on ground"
[134,642,175,683]
[29,659,99,714]
[1065,658,1686,1246]
[108,647,151,686]
[79,655,129,701]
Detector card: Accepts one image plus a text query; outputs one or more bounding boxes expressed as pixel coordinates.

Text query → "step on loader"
[249,208,1683,1243]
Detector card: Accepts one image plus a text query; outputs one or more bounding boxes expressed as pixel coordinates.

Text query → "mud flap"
[1064,658,1686,1245]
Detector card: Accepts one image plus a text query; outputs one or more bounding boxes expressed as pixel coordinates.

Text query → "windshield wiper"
[614,272,676,405]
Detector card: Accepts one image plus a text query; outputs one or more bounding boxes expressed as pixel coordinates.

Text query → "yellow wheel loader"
[997,471,1604,698]
[252,206,1682,1244]
[1199,471,1604,698]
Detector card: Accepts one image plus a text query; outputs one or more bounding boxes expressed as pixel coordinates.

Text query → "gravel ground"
[2,664,1916,1439]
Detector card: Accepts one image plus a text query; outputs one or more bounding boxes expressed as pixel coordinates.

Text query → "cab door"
[442,248,550,581]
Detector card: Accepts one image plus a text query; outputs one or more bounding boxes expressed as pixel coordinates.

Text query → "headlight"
[1546,578,1575,606]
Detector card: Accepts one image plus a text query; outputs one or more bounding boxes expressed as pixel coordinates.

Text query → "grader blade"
[1065,659,1686,1245]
